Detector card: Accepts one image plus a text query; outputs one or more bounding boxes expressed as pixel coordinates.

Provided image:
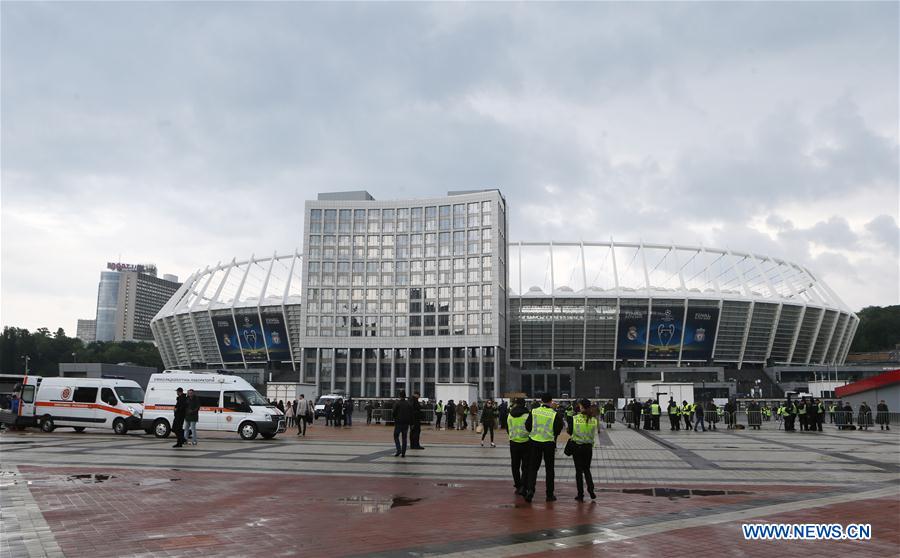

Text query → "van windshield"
[115,387,145,404]
[240,390,269,407]
[316,397,336,406]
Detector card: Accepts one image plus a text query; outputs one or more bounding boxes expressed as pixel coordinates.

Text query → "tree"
[0,327,163,375]
[849,305,900,353]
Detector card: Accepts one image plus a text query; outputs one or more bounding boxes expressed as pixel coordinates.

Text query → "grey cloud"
[865,214,900,251]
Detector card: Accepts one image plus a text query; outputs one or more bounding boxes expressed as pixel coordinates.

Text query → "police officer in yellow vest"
[650,400,661,431]
[507,398,530,495]
[567,399,599,501]
[523,393,565,503]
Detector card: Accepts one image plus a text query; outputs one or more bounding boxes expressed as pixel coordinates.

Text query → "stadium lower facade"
[151,190,858,399]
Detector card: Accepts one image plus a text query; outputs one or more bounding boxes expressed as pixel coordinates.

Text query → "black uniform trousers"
[409,423,422,448]
[525,440,556,497]
[572,443,595,497]
[172,416,185,445]
[669,414,680,430]
[509,441,529,490]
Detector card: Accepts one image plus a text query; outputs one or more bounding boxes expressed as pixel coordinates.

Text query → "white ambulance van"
[142,370,285,440]
[9,376,145,434]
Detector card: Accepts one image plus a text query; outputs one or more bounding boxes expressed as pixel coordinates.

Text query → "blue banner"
[647,305,684,360]
[235,313,267,362]
[211,315,242,362]
[617,305,648,359]
[680,306,720,361]
[261,312,291,362]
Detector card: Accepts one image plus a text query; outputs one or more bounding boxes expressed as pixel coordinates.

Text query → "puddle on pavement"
[0,471,117,486]
[338,495,422,513]
[136,478,181,487]
[601,487,750,499]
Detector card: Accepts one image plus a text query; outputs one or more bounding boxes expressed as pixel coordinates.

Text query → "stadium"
[151,191,858,400]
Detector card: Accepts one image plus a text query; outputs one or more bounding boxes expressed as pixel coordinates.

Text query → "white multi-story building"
[299,190,508,398]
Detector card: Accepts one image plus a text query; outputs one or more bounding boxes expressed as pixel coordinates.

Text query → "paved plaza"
[1,420,898,557]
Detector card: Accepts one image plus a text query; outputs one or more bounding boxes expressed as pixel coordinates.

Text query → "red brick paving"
[17,464,866,557]
[522,497,899,558]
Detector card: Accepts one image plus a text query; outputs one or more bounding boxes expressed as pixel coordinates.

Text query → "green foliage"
[849,305,900,353]
[0,327,163,375]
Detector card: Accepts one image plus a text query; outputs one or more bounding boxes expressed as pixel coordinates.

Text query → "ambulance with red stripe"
[4,376,145,434]
[142,370,285,440]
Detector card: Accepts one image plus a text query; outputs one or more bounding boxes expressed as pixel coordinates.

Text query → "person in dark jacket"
[344,397,354,427]
[480,400,497,447]
[332,399,343,428]
[172,388,187,448]
[184,389,201,445]
[629,399,642,429]
[498,400,509,430]
[446,400,456,430]
[365,401,373,425]
[409,392,424,450]
[392,391,413,457]
[876,400,890,430]
[507,398,530,494]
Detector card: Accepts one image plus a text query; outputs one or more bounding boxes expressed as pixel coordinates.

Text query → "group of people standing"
[508,395,600,503]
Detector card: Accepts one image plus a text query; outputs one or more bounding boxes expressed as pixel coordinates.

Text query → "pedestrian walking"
[296,394,311,436]
[184,389,200,445]
[332,399,343,428]
[480,400,497,447]
[667,397,680,430]
[392,391,413,457]
[568,399,598,501]
[523,393,565,503]
[172,387,187,448]
[507,398,530,495]
[457,401,467,430]
[285,400,295,429]
[469,400,479,431]
[365,400,373,425]
[409,392,425,449]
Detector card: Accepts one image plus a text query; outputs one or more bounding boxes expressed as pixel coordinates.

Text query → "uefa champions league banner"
[261,312,291,361]
[680,306,720,360]
[616,306,649,359]
[211,315,243,362]
[235,313,267,362]
[646,305,685,360]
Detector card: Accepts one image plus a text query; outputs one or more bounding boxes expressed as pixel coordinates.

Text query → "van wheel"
[261,432,276,440]
[239,422,258,440]
[153,419,171,438]
[40,416,56,433]
[113,418,128,435]
[73,427,86,433]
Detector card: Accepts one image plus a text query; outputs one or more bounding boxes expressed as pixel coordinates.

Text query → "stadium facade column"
[375,349,381,397]
[478,347,485,399]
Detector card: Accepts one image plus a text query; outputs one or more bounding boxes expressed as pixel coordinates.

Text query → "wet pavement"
[1,422,898,557]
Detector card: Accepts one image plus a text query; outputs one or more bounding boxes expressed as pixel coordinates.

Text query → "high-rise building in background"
[94,263,181,342]
[75,319,96,342]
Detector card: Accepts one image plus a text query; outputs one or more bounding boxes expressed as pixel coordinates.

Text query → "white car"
[142,370,285,440]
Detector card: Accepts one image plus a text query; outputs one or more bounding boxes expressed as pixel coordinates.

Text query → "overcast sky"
[2,1,898,334]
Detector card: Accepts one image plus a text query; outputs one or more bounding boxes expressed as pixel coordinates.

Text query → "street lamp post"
[23,355,31,376]
[72,352,77,363]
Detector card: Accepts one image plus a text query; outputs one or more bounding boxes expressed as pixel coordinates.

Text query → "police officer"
[667,397,679,431]
[523,393,565,503]
[507,398,530,495]
[568,399,599,501]
[681,400,693,431]
[650,399,661,431]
